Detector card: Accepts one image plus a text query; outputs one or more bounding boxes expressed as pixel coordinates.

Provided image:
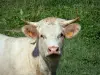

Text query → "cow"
[0,17,81,75]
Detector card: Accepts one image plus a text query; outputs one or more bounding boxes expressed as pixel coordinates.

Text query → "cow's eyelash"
[40,34,47,39]
[57,33,64,38]
[60,33,64,37]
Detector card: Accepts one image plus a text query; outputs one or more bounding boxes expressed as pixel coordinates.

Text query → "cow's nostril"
[48,47,59,53]
[48,49,51,52]
[56,48,59,51]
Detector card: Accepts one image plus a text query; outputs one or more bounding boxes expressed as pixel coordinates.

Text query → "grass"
[0,0,100,75]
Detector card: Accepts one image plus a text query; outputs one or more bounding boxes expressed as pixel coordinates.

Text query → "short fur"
[0,17,81,75]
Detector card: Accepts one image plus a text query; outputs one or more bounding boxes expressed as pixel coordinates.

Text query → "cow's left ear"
[63,23,81,38]
[22,25,39,38]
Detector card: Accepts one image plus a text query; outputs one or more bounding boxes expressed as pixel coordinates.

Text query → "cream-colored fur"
[0,17,80,75]
[0,34,50,75]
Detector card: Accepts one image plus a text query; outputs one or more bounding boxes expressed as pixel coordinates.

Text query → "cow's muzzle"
[48,46,60,54]
[46,46,61,58]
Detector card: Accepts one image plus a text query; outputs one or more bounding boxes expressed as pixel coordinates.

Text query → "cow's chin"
[46,53,61,58]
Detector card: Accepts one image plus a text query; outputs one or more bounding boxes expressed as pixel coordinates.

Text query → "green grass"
[0,0,100,75]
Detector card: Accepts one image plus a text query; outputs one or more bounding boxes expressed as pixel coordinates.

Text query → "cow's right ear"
[22,25,39,38]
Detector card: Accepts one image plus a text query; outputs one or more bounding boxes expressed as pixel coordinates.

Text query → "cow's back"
[0,34,9,55]
[0,34,38,75]
[0,34,13,75]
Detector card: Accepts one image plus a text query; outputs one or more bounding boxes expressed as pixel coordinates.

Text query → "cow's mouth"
[47,54,61,58]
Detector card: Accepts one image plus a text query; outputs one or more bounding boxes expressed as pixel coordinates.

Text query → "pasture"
[0,0,100,75]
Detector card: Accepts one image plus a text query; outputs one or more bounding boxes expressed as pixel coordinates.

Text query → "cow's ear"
[22,25,39,38]
[63,23,81,38]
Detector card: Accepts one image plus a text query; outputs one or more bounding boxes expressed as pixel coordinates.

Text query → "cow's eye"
[57,33,64,38]
[40,34,46,39]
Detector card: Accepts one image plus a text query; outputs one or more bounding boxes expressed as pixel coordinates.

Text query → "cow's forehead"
[39,22,62,36]
[37,17,66,36]
[41,17,57,23]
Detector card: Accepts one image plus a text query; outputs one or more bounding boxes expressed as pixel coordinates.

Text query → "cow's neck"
[39,55,60,75]
[44,56,60,71]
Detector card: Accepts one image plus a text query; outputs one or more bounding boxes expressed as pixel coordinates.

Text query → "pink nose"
[48,46,59,54]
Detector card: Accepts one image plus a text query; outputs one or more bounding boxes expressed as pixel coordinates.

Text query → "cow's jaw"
[38,37,61,73]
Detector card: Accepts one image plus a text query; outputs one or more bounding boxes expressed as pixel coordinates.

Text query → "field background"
[0,0,100,75]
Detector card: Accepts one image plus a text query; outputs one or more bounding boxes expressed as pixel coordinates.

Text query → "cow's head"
[22,17,81,58]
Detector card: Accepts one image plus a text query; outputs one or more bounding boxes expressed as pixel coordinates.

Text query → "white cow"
[0,17,81,75]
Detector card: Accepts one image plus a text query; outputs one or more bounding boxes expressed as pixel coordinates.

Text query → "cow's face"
[22,17,81,57]
[38,22,64,57]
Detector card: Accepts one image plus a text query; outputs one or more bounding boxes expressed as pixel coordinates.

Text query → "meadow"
[0,0,100,75]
